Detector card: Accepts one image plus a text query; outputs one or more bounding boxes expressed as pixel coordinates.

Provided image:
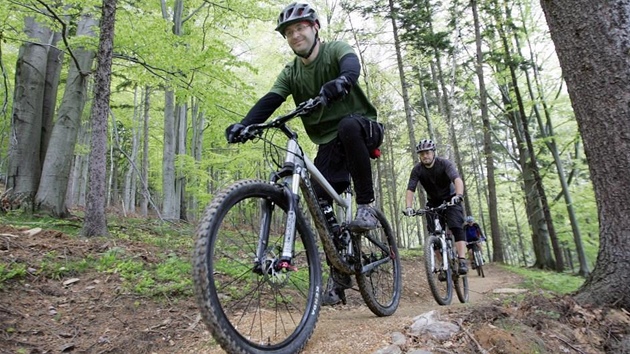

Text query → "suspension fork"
[256,138,302,270]
[280,180,300,266]
[254,184,301,272]
[254,198,274,267]
[433,216,449,270]
[438,235,448,270]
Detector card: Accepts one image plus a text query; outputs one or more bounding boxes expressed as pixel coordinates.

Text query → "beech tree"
[36,13,97,217]
[82,0,117,237]
[540,0,630,309]
[6,17,53,203]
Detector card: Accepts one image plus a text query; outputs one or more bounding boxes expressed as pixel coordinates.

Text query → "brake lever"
[297,97,323,115]
[238,125,262,143]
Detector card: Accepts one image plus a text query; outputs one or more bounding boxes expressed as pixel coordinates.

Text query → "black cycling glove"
[319,76,352,104]
[225,123,245,143]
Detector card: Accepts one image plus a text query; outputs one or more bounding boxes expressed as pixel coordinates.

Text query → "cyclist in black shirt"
[403,139,468,274]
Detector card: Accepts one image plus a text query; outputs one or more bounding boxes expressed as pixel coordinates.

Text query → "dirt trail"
[3,226,626,354]
[184,262,525,354]
[0,226,529,354]
[0,225,630,354]
[301,263,524,354]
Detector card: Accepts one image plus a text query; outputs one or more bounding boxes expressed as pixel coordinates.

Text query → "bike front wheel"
[192,179,322,354]
[424,235,452,305]
[354,208,402,317]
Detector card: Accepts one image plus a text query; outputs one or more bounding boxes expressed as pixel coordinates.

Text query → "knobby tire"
[424,235,452,305]
[354,208,402,316]
[192,179,322,354]
[453,259,469,303]
[449,245,469,304]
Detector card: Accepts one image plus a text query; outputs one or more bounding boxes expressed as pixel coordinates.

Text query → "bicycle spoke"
[355,209,401,317]
[424,235,452,305]
[193,181,321,353]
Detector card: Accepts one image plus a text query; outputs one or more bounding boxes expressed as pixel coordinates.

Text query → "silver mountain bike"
[411,202,469,305]
[192,96,401,354]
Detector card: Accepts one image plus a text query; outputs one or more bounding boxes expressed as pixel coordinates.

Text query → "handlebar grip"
[237,126,262,143]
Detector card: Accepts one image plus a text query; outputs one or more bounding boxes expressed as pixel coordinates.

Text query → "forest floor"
[0,223,629,354]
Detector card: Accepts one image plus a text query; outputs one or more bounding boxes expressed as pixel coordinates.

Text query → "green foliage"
[94,246,193,296]
[39,252,92,280]
[154,254,193,295]
[0,263,27,288]
[0,213,195,297]
[503,265,584,294]
[398,248,423,260]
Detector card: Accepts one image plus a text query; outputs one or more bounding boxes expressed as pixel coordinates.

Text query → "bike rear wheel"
[452,255,469,303]
[424,235,452,305]
[192,180,322,354]
[474,248,485,278]
[354,208,402,316]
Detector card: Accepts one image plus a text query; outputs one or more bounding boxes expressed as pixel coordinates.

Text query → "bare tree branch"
[34,0,90,76]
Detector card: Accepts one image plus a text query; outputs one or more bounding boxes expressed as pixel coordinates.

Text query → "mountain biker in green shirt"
[224,2,384,306]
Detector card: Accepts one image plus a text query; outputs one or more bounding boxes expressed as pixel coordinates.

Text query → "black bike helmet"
[275,3,321,35]
[415,139,436,153]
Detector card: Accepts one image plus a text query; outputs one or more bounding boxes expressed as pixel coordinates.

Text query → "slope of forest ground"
[0,221,628,354]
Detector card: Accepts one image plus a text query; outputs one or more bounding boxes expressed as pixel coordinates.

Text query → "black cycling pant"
[426,202,466,243]
[313,115,383,205]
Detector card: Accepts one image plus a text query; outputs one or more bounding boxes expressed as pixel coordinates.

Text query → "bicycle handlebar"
[235,96,324,143]
[405,201,457,217]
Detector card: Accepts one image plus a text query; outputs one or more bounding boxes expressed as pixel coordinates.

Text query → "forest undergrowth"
[0,215,628,354]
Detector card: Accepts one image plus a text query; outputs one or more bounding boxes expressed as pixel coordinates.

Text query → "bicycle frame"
[468,241,483,262]
[248,107,357,276]
[414,202,461,268]
[428,209,451,272]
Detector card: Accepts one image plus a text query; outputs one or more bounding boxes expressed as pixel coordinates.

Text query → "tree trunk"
[431,4,470,214]
[176,104,187,220]
[41,32,63,165]
[37,14,97,217]
[512,0,589,275]
[471,0,504,262]
[417,68,435,142]
[468,110,491,260]
[161,0,187,221]
[70,121,91,208]
[140,86,150,217]
[517,10,590,274]
[510,185,528,266]
[495,0,564,272]
[189,98,203,218]
[7,17,51,205]
[540,0,630,309]
[82,0,118,237]
[386,0,423,244]
[162,90,177,219]
[501,84,554,269]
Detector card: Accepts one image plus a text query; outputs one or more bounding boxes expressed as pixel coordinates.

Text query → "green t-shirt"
[269,41,378,145]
